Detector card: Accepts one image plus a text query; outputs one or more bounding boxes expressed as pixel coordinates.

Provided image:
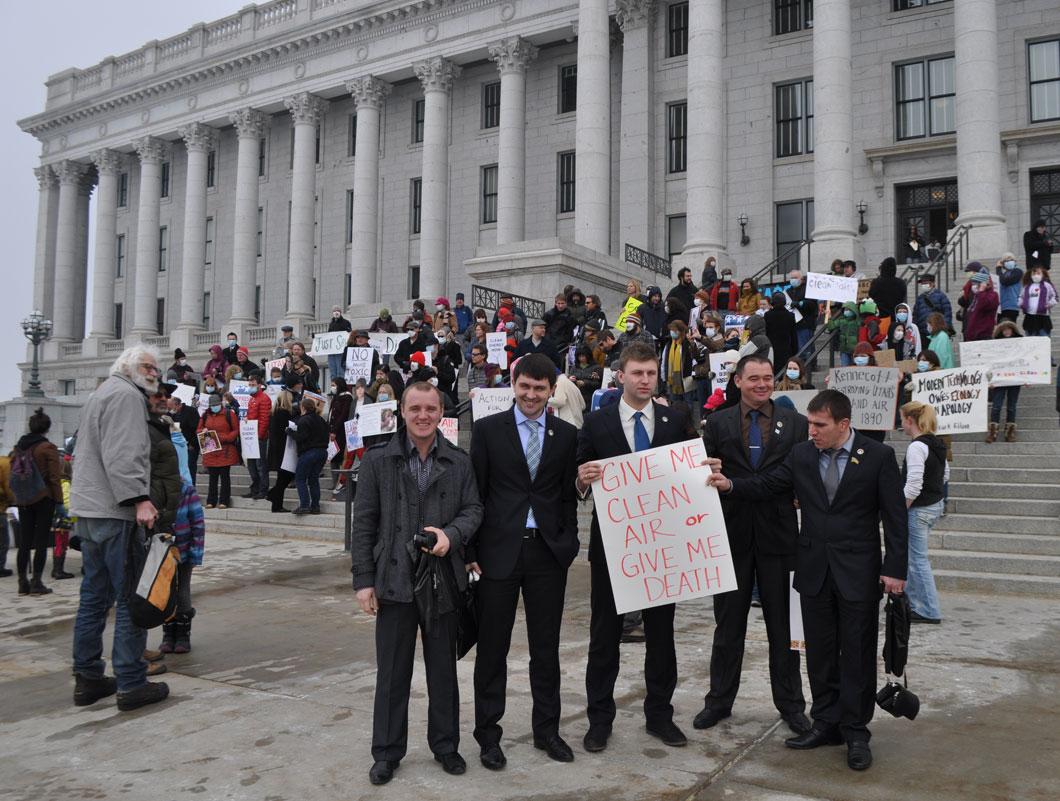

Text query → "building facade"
[15,0,1060,399]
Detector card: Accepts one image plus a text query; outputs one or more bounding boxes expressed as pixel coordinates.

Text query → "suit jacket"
[702,402,807,556]
[470,408,579,580]
[730,433,908,602]
[577,401,692,564]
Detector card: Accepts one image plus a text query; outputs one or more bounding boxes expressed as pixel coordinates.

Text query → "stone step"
[929,549,1060,578]
[949,466,1060,484]
[930,530,1060,557]
[935,512,1059,535]
[948,454,1060,469]
[205,515,346,544]
[946,481,1060,500]
[944,442,1060,455]
[944,497,1060,518]
[933,569,1060,598]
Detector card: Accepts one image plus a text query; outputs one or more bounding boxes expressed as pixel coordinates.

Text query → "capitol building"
[11,0,1060,408]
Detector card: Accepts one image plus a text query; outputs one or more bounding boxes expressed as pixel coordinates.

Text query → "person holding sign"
[575,342,692,753]
[196,393,240,509]
[243,374,272,500]
[468,354,580,769]
[707,390,908,771]
[693,355,810,735]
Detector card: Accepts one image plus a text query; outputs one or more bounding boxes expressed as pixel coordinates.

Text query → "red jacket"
[197,408,241,468]
[245,391,272,439]
[709,280,739,312]
[857,315,886,347]
[964,286,1000,341]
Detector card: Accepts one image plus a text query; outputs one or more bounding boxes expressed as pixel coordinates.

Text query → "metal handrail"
[624,243,673,279]
[898,224,971,295]
[750,239,812,287]
[771,315,836,379]
[470,285,547,320]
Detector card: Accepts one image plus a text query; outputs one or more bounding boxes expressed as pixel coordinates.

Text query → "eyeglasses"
[140,363,161,375]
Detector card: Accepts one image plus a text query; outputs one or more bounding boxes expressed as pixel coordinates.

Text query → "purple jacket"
[1020,281,1057,315]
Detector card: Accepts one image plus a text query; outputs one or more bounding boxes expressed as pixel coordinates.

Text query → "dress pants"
[372,600,460,763]
[705,547,804,715]
[800,569,880,742]
[474,534,567,747]
[586,553,677,728]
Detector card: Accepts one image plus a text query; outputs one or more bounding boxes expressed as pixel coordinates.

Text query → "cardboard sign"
[171,383,196,406]
[344,418,363,451]
[197,430,221,454]
[827,367,901,430]
[911,367,989,434]
[486,332,508,370]
[789,572,805,652]
[280,436,298,473]
[345,347,374,385]
[857,279,872,302]
[959,337,1051,387]
[709,351,739,394]
[368,332,409,357]
[264,357,287,374]
[590,438,737,614]
[804,272,859,304]
[615,297,644,331]
[356,400,398,436]
[439,417,459,446]
[772,390,817,416]
[471,387,514,421]
[310,330,349,356]
[239,421,260,459]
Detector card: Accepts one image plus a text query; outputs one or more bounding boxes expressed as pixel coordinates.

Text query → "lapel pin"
[548,429,554,437]
[661,416,669,423]
[851,458,860,465]
[777,421,784,428]
[856,448,864,455]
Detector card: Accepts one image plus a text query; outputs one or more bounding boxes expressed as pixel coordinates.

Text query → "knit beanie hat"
[410,351,427,367]
[858,299,878,315]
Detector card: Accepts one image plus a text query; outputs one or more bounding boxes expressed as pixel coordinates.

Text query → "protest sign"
[439,417,459,445]
[229,379,251,412]
[959,337,1051,386]
[344,418,363,451]
[590,438,737,614]
[345,347,374,384]
[601,367,615,389]
[309,330,349,357]
[827,366,901,430]
[239,421,260,459]
[197,393,211,415]
[265,383,283,400]
[486,332,508,369]
[789,572,805,652]
[772,390,817,416]
[911,367,988,434]
[804,272,859,304]
[171,383,196,406]
[874,348,896,368]
[471,387,514,420]
[857,279,872,302]
[264,357,286,374]
[368,332,409,357]
[280,437,298,473]
[197,430,221,454]
[723,314,747,337]
[356,400,398,436]
[709,351,739,394]
[326,440,339,461]
[615,297,644,330]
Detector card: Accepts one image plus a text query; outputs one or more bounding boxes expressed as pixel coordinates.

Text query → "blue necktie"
[748,409,763,469]
[633,411,651,452]
[524,419,541,481]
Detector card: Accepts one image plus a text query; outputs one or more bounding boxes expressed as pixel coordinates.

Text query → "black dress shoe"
[785,726,844,749]
[479,744,507,771]
[434,751,466,775]
[533,733,574,763]
[645,720,687,747]
[847,740,872,770]
[692,706,731,730]
[781,711,812,735]
[583,724,612,753]
[910,610,941,624]
[368,760,399,785]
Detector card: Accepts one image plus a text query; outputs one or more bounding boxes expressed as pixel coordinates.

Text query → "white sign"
[310,330,349,356]
[229,379,252,411]
[601,367,615,389]
[356,400,398,436]
[345,347,374,384]
[326,440,339,461]
[265,383,283,400]
[804,272,859,304]
[264,357,287,374]
[590,438,737,615]
[439,417,459,445]
[709,351,740,394]
[171,383,196,406]
[486,332,508,370]
[911,367,989,434]
[789,572,804,652]
[239,420,261,459]
[723,314,747,337]
[344,418,363,451]
[368,332,409,356]
[959,337,1051,387]
[827,367,901,430]
[471,387,514,421]
[280,436,298,473]
[772,389,817,415]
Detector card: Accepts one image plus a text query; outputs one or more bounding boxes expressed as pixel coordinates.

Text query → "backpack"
[10,446,46,506]
[125,528,181,629]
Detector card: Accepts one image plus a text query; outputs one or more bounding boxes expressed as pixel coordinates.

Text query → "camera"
[414,530,438,551]
[876,680,920,720]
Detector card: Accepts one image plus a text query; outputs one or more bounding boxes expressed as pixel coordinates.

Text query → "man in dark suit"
[694,355,809,735]
[469,354,580,770]
[707,390,907,771]
[575,341,691,754]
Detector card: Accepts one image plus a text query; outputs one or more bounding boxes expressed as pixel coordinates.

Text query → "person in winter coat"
[326,305,354,381]
[570,346,603,409]
[912,273,952,349]
[433,297,458,333]
[1023,219,1054,269]
[709,268,739,313]
[986,320,1025,443]
[639,287,667,341]
[369,308,400,334]
[1019,265,1057,337]
[827,301,861,366]
[698,311,727,353]
[202,344,227,381]
[514,319,563,369]
[995,253,1024,323]
[243,373,272,499]
[167,349,195,384]
[700,256,719,291]
[736,279,763,316]
[893,302,923,355]
[616,312,656,354]
[146,390,184,535]
[452,293,473,336]
[266,387,297,513]
[547,371,586,429]
[281,341,320,392]
[196,395,240,508]
[856,299,886,348]
[774,356,815,391]
[289,397,330,515]
[963,271,999,341]
[925,313,955,369]
[10,407,63,596]
[543,294,576,352]
[738,314,774,362]
[666,267,699,311]
[222,333,241,366]
[341,330,382,387]
[659,320,706,402]
[868,257,907,323]
[885,321,918,362]
[764,293,798,371]
[582,294,608,334]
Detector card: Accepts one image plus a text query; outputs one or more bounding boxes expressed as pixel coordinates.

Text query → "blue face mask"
[896,312,908,323]
[843,310,855,319]
[209,403,222,413]
[789,279,801,288]
[853,356,870,367]
[1004,260,1016,270]
[917,361,931,373]
[785,369,800,381]
[670,331,680,340]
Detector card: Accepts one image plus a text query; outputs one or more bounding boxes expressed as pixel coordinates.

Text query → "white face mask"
[704,328,716,337]
[625,322,636,332]
[435,304,444,311]
[1032,274,1043,284]
[428,377,439,386]
[853,355,870,366]
[178,359,186,366]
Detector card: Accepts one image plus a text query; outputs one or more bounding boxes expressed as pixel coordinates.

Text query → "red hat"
[704,388,728,411]
[410,351,427,366]
[237,346,250,357]
[435,296,450,308]
[497,307,513,321]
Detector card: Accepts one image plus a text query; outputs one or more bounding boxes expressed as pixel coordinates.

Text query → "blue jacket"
[913,289,952,338]
[996,264,1024,311]
[453,304,473,334]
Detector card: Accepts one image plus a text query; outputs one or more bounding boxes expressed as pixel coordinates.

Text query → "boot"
[17,573,30,595]
[173,615,192,654]
[985,422,998,443]
[29,576,53,595]
[73,673,117,706]
[159,622,177,654]
[52,555,75,580]
[1004,422,1017,442]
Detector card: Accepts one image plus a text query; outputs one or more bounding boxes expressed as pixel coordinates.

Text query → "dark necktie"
[823,448,841,504]
[748,409,763,469]
[633,411,650,452]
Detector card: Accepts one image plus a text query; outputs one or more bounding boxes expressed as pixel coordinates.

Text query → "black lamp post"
[21,310,53,398]
[857,200,869,235]
[738,213,750,246]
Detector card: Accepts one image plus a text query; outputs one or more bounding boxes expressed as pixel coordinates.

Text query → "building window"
[204,216,215,266]
[158,226,168,272]
[1029,39,1060,123]
[348,113,357,157]
[206,150,216,188]
[667,2,689,57]
[895,180,959,256]
[408,265,420,299]
[346,189,355,244]
[202,292,210,329]
[257,206,264,258]
[482,81,501,129]
[155,298,165,336]
[117,172,128,207]
[775,199,814,272]
[775,79,814,157]
[896,56,955,140]
[160,161,170,198]
[481,165,499,224]
[667,215,687,262]
[255,285,262,324]
[559,65,577,114]
[60,379,75,396]
[315,123,321,164]
[558,151,576,214]
[410,178,422,235]
[114,303,123,339]
[774,0,813,36]
[667,102,688,173]
[258,137,267,177]
[115,234,125,278]
[413,99,425,144]
[893,0,950,10]
[1030,168,1060,248]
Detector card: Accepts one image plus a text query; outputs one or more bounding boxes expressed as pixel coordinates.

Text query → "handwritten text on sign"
[958,337,1051,387]
[591,439,737,614]
[827,367,900,430]
[345,347,374,384]
[804,272,859,304]
[367,332,409,357]
[310,330,349,356]
[911,367,988,434]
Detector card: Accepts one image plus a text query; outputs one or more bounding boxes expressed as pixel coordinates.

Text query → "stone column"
[488,36,538,246]
[32,166,59,321]
[810,0,859,264]
[130,137,168,336]
[176,123,217,330]
[954,0,1007,256]
[87,149,122,339]
[73,175,94,341]
[346,76,391,305]
[574,0,612,254]
[617,0,654,253]
[51,160,89,341]
[414,57,461,299]
[229,108,267,328]
[681,0,728,269]
[284,92,328,319]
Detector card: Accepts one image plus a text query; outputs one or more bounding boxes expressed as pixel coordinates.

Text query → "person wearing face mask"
[369,308,399,334]
[202,344,227,381]
[775,357,814,391]
[433,297,458,332]
[826,302,860,367]
[709,269,739,313]
[963,271,999,342]
[243,373,272,500]
[994,254,1024,323]
[1019,266,1057,337]
[888,323,917,362]
[892,303,922,355]
[222,332,241,365]
[924,313,955,369]
[913,274,952,345]
[985,321,1025,443]
[868,258,907,324]
[848,344,887,443]
[700,312,726,353]
[659,320,706,403]
[196,391,240,509]
[615,313,655,355]
[1023,219,1054,270]
[167,349,194,383]
[737,279,763,316]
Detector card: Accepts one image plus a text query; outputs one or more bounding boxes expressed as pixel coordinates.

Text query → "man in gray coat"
[352,381,483,786]
[70,345,170,712]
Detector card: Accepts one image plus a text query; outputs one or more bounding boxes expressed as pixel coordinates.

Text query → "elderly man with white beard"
[70,345,171,712]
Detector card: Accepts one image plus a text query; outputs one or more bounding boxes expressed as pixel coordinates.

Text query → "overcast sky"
[0,0,222,402]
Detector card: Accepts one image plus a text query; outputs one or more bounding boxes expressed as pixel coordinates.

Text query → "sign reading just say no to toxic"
[591,439,736,615]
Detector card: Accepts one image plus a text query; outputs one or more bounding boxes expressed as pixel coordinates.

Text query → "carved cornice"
[345,76,392,111]
[177,121,218,152]
[414,56,462,94]
[488,36,539,75]
[90,148,124,176]
[53,159,90,186]
[231,108,268,139]
[132,136,169,165]
[615,0,655,31]
[34,165,57,190]
[283,92,329,126]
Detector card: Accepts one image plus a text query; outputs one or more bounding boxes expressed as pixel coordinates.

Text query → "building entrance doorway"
[895,180,958,263]
[1030,168,1060,257]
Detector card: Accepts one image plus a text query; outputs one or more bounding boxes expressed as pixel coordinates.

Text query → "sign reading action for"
[590,439,737,615]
